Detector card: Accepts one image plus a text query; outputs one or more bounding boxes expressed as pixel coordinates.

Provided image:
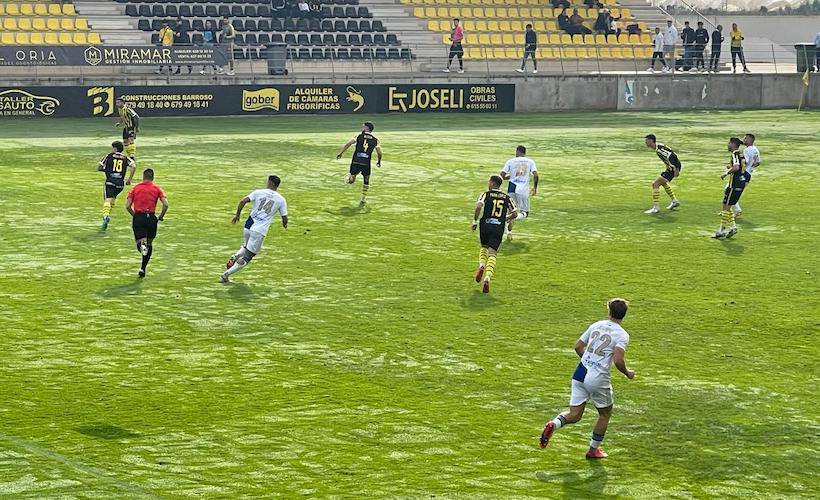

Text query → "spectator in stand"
[610,14,621,37]
[173,17,192,75]
[570,8,592,35]
[663,19,678,70]
[730,23,750,73]
[272,0,286,14]
[309,0,322,18]
[626,22,641,35]
[648,27,668,73]
[297,0,310,18]
[200,20,220,75]
[693,21,709,72]
[814,31,820,72]
[443,18,464,73]
[516,23,538,74]
[156,21,174,75]
[594,8,609,36]
[551,0,570,9]
[681,21,695,69]
[221,16,236,76]
[709,24,724,72]
[557,8,571,34]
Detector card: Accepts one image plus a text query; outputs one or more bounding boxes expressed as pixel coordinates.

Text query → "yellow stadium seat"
[610,47,622,58]
[472,8,484,18]
[6,3,20,16]
[485,8,495,18]
[18,18,33,31]
[617,34,629,44]
[428,20,439,31]
[467,47,483,60]
[622,47,634,59]
[599,47,611,59]
[0,33,13,45]
[47,18,60,31]
[562,47,576,58]
[61,18,76,31]
[59,32,73,45]
[508,8,519,17]
[560,34,572,45]
[63,4,77,16]
[413,7,424,17]
[594,34,606,44]
[34,4,48,15]
[76,17,89,30]
[441,33,448,44]
[640,33,651,45]
[511,21,523,31]
[545,21,557,31]
[0,4,4,16]
[448,7,459,18]
[423,7,435,17]
[73,32,87,44]
[572,34,584,45]
[487,21,499,31]
[621,8,632,19]
[536,47,550,59]
[606,34,617,44]
[502,33,514,45]
[15,33,30,44]
[514,33,524,44]
[88,32,102,44]
[461,8,473,18]
[496,8,507,17]
[490,33,502,45]
[475,20,487,31]
[48,4,61,15]
[435,7,446,17]
[610,8,620,17]
[533,20,546,32]
[4,18,19,31]
[583,34,595,44]
[465,34,478,45]
[493,48,505,59]
[532,8,543,18]
[32,18,46,31]
[463,20,475,30]
[499,21,510,31]
[478,33,490,45]
[44,32,59,45]
[628,34,639,45]
[30,32,45,44]
[21,3,34,16]
[519,8,530,17]
[548,33,560,45]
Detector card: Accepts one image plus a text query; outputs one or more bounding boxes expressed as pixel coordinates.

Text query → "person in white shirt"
[221,175,288,283]
[539,298,635,459]
[733,133,760,217]
[663,19,678,70]
[648,27,668,73]
[499,145,538,241]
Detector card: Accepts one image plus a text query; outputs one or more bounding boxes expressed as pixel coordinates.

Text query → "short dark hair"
[645,134,656,142]
[526,23,533,29]
[112,140,124,152]
[516,145,526,155]
[729,137,742,147]
[608,298,629,320]
[697,21,703,25]
[744,133,755,142]
[268,175,281,188]
[363,121,374,132]
[453,18,459,22]
[143,168,154,180]
[684,21,690,24]
[489,175,503,188]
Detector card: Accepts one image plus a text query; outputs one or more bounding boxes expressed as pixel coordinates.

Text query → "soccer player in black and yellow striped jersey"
[115,98,140,161]
[644,134,681,214]
[713,137,747,239]
[472,175,518,293]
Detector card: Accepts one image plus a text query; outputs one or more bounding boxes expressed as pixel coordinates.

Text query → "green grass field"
[0,110,818,498]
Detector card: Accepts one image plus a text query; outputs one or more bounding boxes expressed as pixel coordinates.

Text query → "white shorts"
[570,379,613,409]
[243,228,266,255]
[511,190,529,214]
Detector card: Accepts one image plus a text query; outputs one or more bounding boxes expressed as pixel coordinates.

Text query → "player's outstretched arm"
[231,197,250,224]
[336,138,356,160]
[158,196,168,221]
[613,348,635,379]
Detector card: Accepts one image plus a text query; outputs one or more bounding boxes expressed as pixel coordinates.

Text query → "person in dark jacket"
[594,9,610,35]
[694,21,709,72]
[557,8,571,34]
[709,24,724,72]
[173,17,192,75]
[516,24,538,74]
[681,21,695,69]
[199,20,220,75]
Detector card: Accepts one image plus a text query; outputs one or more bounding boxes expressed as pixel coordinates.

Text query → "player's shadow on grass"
[74,230,109,244]
[503,241,529,255]
[719,239,745,256]
[76,424,139,440]
[219,282,271,301]
[324,205,371,217]
[535,460,608,498]
[96,280,142,298]
[460,290,504,309]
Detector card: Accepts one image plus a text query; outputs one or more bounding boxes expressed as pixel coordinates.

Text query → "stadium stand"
[117,0,410,60]
[0,1,104,45]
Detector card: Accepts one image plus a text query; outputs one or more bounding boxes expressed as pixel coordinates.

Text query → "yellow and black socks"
[125,143,136,160]
[361,183,369,199]
[663,184,675,199]
[102,200,112,217]
[652,188,660,206]
[720,210,733,230]
[485,255,497,279]
[478,247,488,268]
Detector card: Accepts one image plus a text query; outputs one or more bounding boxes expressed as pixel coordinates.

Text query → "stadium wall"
[0,74,816,118]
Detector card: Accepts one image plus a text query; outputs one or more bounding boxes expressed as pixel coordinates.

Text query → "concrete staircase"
[74,0,150,44]
[356,0,445,61]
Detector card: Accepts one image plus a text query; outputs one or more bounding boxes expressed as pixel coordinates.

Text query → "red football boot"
[539,422,555,449]
[474,265,484,283]
[585,448,608,459]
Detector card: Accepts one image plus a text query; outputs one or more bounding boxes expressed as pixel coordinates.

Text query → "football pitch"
[0,110,818,498]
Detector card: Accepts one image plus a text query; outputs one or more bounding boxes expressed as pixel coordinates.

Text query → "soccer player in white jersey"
[733,133,760,217]
[539,298,635,459]
[220,175,288,283]
[499,145,538,241]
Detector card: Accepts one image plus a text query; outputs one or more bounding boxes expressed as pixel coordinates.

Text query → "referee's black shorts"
[132,212,158,240]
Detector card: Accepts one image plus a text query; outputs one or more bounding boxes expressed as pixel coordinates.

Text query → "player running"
[125,169,168,278]
[733,133,760,218]
[499,145,538,241]
[644,134,681,214]
[336,122,382,206]
[97,140,135,230]
[115,98,140,161]
[539,298,635,459]
[221,175,288,283]
[472,175,518,294]
[713,137,747,239]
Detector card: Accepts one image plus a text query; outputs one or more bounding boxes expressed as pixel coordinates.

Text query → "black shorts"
[524,45,536,55]
[723,184,745,206]
[479,221,504,251]
[132,212,158,240]
[350,162,372,177]
[104,183,123,199]
[122,127,136,140]
[660,170,675,182]
[449,42,463,56]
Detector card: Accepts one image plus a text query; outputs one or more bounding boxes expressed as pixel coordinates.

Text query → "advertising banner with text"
[0,84,515,118]
[0,45,229,67]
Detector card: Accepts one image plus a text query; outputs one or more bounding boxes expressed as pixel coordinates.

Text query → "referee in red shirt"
[125,168,169,277]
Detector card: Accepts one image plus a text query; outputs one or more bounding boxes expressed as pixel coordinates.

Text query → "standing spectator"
[663,19,677,68]
[813,31,820,72]
[516,24,538,74]
[730,23,750,73]
[694,21,709,72]
[173,17,192,75]
[709,24,724,72]
[221,16,236,76]
[594,8,609,35]
[648,27,668,73]
[681,21,695,69]
[570,9,592,35]
[156,21,174,74]
[557,8,571,34]
[200,20,220,75]
[443,18,464,73]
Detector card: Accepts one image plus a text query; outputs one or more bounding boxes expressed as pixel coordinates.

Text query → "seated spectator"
[594,8,609,35]
[309,0,322,18]
[570,9,592,35]
[297,0,310,18]
[626,23,642,35]
[557,8,571,34]
[610,16,622,37]
[551,0,570,9]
